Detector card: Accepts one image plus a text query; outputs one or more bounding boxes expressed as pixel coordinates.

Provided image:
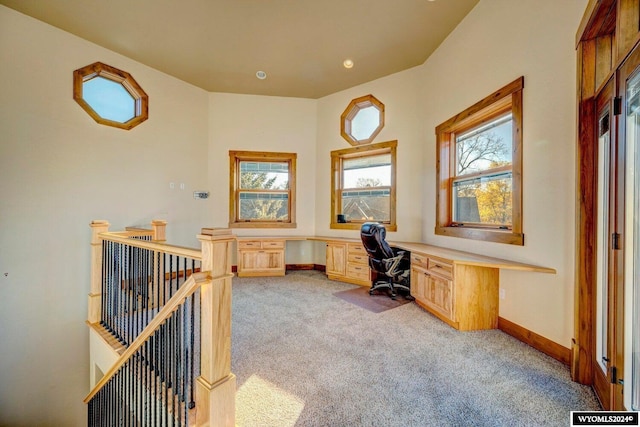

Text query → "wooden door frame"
[574,2,639,404]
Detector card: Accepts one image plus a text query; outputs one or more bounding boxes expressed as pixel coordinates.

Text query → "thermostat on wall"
[193,191,209,199]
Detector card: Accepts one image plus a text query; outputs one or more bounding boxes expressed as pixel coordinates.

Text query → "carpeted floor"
[333,286,413,313]
[231,270,600,427]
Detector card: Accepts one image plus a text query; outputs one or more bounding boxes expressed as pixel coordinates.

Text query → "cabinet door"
[326,243,346,276]
[425,274,454,320]
[411,265,428,301]
[238,250,284,275]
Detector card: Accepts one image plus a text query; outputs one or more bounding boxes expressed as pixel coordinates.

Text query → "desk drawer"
[348,243,367,256]
[347,263,370,281]
[262,240,285,249]
[238,240,262,249]
[348,253,368,265]
[238,240,285,250]
[428,258,453,279]
[411,253,429,269]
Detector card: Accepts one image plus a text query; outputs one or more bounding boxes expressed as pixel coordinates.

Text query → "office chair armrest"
[382,253,405,272]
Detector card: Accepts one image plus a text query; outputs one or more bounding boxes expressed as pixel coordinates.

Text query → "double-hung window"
[331,140,397,231]
[229,151,296,228]
[436,77,523,245]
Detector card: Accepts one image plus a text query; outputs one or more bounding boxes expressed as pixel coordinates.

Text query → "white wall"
[208,93,317,263]
[0,6,210,425]
[0,1,589,424]
[314,0,586,346]
[315,66,425,246]
[419,0,587,346]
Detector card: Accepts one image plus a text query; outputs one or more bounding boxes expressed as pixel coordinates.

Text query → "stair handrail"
[87,222,237,426]
[98,231,202,260]
[84,271,223,403]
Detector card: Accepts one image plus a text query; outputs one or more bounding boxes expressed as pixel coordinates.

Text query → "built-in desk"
[308,237,370,286]
[235,236,307,277]
[235,235,371,285]
[392,241,555,331]
[235,236,555,331]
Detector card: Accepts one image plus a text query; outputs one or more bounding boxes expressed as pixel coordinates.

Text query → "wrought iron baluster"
[116,243,122,343]
[128,243,133,345]
[101,241,106,328]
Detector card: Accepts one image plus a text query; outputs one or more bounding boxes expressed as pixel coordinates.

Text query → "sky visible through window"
[343,154,391,188]
[351,106,380,140]
[343,165,390,188]
[83,76,135,123]
[456,113,512,174]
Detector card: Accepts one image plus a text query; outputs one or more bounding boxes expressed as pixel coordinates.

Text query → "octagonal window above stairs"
[73,62,148,130]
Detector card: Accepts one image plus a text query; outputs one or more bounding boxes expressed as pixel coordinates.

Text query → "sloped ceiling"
[0,0,479,98]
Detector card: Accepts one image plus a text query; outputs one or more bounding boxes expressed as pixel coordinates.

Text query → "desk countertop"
[391,241,556,274]
[233,235,555,274]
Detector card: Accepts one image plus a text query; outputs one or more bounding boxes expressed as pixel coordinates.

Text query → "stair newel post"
[151,220,167,307]
[151,219,167,242]
[89,220,110,324]
[196,228,236,427]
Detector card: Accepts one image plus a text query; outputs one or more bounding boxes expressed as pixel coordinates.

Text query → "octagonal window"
[83,77,136,123]
[340,94,384,146]
[73,62,148,130]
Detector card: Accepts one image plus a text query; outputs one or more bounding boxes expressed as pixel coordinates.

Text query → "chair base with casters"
[360,222,413,300]
[369,257,413,300]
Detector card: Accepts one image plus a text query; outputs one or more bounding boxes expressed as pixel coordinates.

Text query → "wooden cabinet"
[326,241,370,286]
[237,239,285,277]
[410,251,496,331]
[325,242,346,277]
[346,243,370,284]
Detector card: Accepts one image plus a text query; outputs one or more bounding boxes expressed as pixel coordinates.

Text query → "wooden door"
[617,43,640,411]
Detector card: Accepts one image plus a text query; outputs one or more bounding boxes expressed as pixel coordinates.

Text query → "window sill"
[230,222,297,229]
[331,222,397,232]
[435,226,523,246]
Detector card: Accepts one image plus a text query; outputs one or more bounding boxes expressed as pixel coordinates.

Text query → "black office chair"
[360,222,411,300]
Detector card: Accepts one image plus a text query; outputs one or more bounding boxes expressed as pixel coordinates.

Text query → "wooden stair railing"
[87,221,236,426]
[94,230,202,347]
[85,272,213,423]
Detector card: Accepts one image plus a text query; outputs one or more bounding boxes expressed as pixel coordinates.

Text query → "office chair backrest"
[360,222,394,261]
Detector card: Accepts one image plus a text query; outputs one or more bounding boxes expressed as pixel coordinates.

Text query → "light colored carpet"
[231,271,600,427]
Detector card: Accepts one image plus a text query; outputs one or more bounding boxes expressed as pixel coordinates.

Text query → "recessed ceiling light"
[256,71,267,80]
[343,59,354,69]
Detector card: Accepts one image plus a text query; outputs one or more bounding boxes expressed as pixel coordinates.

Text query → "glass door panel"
[596,110,611,376]
[592,78,616,410]
[624,69,640,411]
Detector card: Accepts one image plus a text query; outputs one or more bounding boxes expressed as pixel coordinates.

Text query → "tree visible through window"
[436,77,523,245]
[229,151,297,228]
[453,113,513,226]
